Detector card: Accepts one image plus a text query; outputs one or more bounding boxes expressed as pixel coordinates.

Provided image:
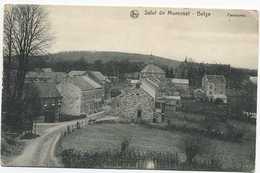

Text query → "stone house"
[115,86,154,123]
[57,76,105,116]
[202,75,227,103]
[140,64,166,80]
[33,83,62,122]
[138,64,183,122]
[171,78,190,98]
[155,96,181,122]
[140,77,160,99]
[87,71,111,100]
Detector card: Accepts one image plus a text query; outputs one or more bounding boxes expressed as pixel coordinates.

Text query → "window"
[209,91,212,95]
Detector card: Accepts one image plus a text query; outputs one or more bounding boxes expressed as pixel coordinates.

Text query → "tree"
[3,7,15,99]
[11,5,52,99]
[3,5,52,127]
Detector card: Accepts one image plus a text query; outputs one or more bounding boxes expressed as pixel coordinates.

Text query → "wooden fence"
[60,148,227,171]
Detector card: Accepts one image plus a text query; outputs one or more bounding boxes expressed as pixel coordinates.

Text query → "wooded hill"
[33,51,180,68]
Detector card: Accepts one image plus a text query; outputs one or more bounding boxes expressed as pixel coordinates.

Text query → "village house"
[57,76,105,116]
[140,64,184,121]
[87,71,109,85]
[114,86,155,123]
[25,71,67,84]
[32,83,62,122]
[202,75,227,103]
[171,78,190,98]
[140,77,160,99]
[113,64,183,123]
[140,64,166,80]
[87,71,111,100]
[155,95,181,123]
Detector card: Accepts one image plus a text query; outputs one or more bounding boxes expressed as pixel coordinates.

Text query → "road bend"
[6,112,104,167]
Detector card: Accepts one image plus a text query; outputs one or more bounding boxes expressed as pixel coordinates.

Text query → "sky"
[46,5,258,69]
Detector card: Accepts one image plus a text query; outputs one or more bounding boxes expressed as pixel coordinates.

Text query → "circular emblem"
[130,9,139,19]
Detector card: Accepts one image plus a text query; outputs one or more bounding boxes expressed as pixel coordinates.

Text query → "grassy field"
[60,124,186,160]
[59,123,255,170]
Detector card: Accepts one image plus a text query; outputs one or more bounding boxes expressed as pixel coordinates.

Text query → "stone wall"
[114,86,155,122]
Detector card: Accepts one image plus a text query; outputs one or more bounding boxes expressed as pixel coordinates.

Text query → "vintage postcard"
[1,4,258,172]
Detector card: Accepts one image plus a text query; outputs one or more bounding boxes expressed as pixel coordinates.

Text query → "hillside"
[45,51,181,68]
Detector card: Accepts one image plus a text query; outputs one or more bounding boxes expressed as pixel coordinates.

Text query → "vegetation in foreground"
[1,134,25,164]
[58,123,255,171]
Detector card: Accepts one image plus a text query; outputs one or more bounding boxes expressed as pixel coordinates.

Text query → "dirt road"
[5,112,104,167]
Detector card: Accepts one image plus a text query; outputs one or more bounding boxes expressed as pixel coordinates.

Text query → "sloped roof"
[33,83,61,98]
[70,76,93,91]
[26,71,67,83]
[204,75,226,83]
[171,78,189,84]
[68,71,87,77]
[82,76,102,89]
[70,76,102,91]
[89,71,106,81]
[141,64,165,74]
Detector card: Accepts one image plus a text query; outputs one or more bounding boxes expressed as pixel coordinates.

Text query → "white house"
[57,76,104,116]
[202,75,227,103]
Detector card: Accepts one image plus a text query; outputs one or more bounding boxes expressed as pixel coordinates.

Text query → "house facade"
[118,64,181,123]
[33,83,62,122]
[202,75,227,103]
[57,76,105,116]
[155,96,181,123]
[88,71,111,100]
[171,78,190,98]
[114,86,155,123]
